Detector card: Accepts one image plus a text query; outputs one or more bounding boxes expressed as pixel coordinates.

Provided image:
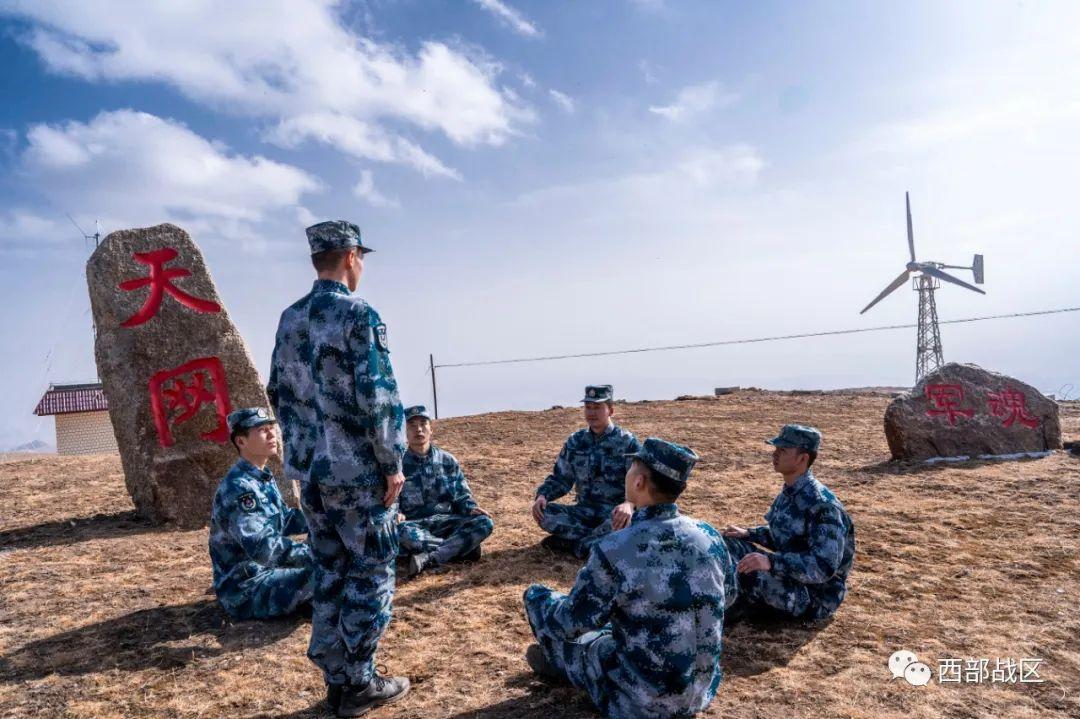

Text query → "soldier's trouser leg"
[302,481,398,687]
[397,518,446,556]
[539,503,605,544]
[429,513,494,566]
[577,517,615,557]
[523,585,616,714]
[233,565,315,620]
[723,537,810,619]
[722,536,757,562]
[398,514,495,565]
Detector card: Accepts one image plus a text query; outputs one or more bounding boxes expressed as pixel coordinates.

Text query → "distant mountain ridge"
[6,439,55,453]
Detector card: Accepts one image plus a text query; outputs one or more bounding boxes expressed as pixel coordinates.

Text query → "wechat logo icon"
[888,650,933,687]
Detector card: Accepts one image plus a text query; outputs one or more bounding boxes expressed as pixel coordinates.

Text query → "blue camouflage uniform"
[525,438,737,719]
[536,385,641,556]
[209,408,314,620]
[724,424,855,621]
[267,220,405,689]
[398,406,493,568]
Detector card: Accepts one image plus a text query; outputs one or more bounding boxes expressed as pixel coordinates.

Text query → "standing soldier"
[722,424,855,622]
[531,385,641,558]
[267,220,409,717]
[208,407,314,620]
[523,438,737,719]
[397,405,494,577]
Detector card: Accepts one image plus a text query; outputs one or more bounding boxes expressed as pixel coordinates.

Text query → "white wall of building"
[55,411,118,455]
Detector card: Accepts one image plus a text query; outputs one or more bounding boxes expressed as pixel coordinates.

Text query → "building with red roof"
[34,382,118,455]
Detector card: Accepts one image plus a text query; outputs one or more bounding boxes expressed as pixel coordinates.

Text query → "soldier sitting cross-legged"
[208,407,314,621]
[523,438,739,719]
[722,424,856,622]
[531,384,642,559]
[397,405,494,578]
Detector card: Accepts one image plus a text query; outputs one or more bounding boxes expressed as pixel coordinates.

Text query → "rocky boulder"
[87,223,295,527]
[884,363,1062,460]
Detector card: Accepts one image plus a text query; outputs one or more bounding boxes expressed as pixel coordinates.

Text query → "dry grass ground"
[1,391,1078,719]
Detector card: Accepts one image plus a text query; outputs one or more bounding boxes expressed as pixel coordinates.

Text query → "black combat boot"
[540,536,575,554]
[403,552,429,578]
[337,673,410,717]
[326,683,345,713]
[525,644,569,684]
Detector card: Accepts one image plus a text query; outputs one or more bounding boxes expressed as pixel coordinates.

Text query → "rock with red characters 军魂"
[884,362,1062,460]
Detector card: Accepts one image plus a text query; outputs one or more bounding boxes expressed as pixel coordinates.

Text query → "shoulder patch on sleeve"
[374,322,389,352]
[238,493,258,512]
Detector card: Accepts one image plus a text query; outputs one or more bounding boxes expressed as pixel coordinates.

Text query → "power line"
[433,305,1080,369]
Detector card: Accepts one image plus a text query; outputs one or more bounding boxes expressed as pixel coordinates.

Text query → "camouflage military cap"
[581,384,614,403]
[404,405,432,421]
[766,423,821,452]
[305,220,374,255]
[227,407,276,434]
[627,437,698,483]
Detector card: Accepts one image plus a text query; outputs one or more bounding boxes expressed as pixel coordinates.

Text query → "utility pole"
[429,353,439,419]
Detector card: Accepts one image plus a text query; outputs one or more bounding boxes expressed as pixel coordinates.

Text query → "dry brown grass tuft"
[1,392,1077,718]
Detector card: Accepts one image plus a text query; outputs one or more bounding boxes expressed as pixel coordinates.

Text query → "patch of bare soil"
[1,392,1077,718]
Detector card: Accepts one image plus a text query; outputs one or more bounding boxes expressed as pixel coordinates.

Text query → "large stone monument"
[88,223,296,527]
[884,362,1062,460]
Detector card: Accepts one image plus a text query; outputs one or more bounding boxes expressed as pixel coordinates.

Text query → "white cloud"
[511,144,764,216]
[862,97,1080,154]
[471,0,541,38]
[0,210,67,248]
[1,0,530,174]
[548,89,576,114]
[353,170,399,209]
[13,110,320,249]
[266,113,461,180]
[648,81,738,122]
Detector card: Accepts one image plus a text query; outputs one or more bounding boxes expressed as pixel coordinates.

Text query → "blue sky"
[1,0,1078,449]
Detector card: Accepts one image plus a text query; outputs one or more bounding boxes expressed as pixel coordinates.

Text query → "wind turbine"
[860,193,986,381]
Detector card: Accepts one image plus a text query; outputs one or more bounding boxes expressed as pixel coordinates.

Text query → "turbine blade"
[923,266,986,295]
[860,269,911,314]
[906,192,916,262]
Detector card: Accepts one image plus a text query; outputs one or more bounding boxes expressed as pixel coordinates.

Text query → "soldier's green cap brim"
[765,437,799,448]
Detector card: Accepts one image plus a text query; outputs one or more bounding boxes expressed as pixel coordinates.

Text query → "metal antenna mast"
[859,193,987,382]
[67,214,101,251]
[66,214,102,338]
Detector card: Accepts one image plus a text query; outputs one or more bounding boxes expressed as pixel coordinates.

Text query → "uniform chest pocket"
[599,454,627,480]
[570,451,592,477]
[360,511,399,566]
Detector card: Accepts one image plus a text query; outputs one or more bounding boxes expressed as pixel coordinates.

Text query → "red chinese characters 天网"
[148,357,233,448]
[924,384,975,426]
[987,387,1039,429]
[118,248,221,327]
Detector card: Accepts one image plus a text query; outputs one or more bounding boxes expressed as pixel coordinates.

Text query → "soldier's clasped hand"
[531,496,547,526]
[610,501,634,531]
[736,552,771,574]
[721,525,749,539]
